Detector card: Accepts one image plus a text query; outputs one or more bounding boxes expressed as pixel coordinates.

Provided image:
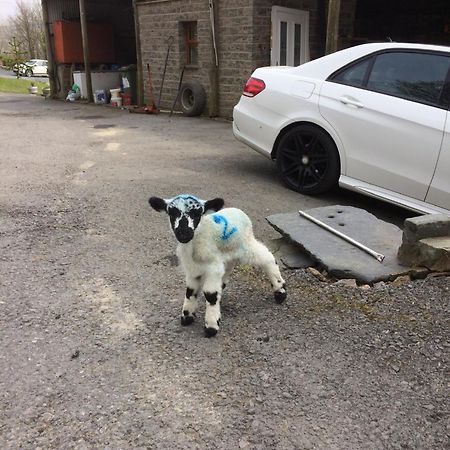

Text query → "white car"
[15,59,48,77]
[233,42,450,215]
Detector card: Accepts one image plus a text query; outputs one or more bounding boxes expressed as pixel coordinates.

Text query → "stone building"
[133,0,450,117]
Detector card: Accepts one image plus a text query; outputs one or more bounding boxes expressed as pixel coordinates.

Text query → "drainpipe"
[208,0,219,117]
[325,0,341,54]
[79,0,93,102]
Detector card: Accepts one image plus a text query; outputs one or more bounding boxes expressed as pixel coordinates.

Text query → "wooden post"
[79,0,93,102]
[133,0,144,106]
[208,0,219,117]
[41,0,56,97]
[325,0,341,54]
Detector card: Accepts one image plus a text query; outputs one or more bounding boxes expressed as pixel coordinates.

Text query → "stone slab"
[267,205,413,284]
[416,236,450,271]
[268,238,314,269]
[398,214,450,270]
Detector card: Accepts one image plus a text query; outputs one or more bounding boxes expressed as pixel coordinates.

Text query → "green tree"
[1,36,27,78]
[12,0,46,60]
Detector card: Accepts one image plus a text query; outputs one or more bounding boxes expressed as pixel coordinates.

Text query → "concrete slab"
[267,205,413,284]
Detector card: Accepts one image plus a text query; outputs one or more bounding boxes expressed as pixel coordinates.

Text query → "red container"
[122,94,132,106]
[53,21,115,64]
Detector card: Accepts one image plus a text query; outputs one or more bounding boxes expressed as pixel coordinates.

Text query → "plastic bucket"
[111,96,122,107]
[110,88,121,97]
[94,90,107,104]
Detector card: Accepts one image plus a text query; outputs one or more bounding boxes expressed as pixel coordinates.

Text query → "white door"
[271,6,310,67]
[319,50,449,200]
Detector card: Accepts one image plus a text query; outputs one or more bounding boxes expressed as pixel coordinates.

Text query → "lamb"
[149,194,287,337]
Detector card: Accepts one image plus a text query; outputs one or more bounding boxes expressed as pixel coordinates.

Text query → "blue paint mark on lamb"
[212,214,238,240]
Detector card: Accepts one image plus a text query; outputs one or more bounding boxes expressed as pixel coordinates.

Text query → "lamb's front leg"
[181,275,202,326]
[202,266,225,337]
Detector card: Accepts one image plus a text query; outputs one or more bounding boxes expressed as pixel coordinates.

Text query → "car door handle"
[339,96,364,108]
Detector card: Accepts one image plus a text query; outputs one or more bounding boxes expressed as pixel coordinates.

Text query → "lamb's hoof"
[204,326,218,338]
[181,315,194,326]
[274,290,287,304]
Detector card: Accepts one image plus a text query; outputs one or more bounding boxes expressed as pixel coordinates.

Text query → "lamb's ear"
[204,197,224,213]
[149,196,167,212]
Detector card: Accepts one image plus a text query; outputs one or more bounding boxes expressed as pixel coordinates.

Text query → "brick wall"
[136,0,353,118]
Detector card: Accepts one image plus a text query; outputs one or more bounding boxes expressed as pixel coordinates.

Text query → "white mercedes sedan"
[233,42,450,215]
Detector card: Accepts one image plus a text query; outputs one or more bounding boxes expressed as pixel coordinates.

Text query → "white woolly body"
[176,208,259,274]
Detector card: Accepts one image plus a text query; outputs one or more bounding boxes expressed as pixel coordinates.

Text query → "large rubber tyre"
[179,81,207,116]
[275,124,340,195]
[25,69,32,77]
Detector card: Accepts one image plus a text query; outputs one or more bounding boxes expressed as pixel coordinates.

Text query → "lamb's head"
[149,194,224,243]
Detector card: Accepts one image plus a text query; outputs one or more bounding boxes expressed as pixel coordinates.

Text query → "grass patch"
[0,77,49,95]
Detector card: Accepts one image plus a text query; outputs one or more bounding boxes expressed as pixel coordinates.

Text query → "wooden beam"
[41,0,56,97]
[79,0,93,102]
[133,0,144,106]
[325,0,341,54]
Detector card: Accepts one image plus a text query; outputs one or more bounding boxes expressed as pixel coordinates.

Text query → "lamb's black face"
[149,194,225,244]
[166,196,204,243]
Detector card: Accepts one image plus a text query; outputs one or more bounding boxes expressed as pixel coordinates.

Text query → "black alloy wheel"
[276,124,340,195]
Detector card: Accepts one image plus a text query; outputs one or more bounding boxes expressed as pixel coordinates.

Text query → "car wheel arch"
[271,120,346,173]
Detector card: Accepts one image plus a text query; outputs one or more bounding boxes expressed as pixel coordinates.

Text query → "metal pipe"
[157,36,174,110]
[298,210,385,263]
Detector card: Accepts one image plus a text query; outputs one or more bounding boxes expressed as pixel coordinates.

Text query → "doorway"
[271,6,310,66]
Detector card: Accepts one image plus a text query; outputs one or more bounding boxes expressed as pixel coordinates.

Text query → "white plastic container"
[110,88,121,97]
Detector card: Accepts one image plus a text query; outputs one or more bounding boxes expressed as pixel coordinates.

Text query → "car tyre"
[25,69,32,77]
[276,124,340,195]
[179,81,207,117]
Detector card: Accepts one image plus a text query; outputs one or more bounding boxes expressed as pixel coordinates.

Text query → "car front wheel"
[25,69,32,77]
[275,124,340,195]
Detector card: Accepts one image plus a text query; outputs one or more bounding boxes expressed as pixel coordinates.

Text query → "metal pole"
[79,0,93,102]
[298,210,385,263]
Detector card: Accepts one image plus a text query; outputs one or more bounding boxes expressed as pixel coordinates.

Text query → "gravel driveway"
[0,93,448,449]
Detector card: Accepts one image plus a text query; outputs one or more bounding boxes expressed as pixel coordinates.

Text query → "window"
[330,51,450,107]
[331,57,372,88]
[182,21,198,66]
[366,52,450,105]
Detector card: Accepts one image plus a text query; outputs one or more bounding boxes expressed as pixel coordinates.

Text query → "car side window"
[366,52,450,106]
[331,57,372,88]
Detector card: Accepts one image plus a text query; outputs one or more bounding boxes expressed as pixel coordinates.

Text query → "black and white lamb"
[149,194,287,337]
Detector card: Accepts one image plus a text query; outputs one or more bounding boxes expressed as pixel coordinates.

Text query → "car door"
[319,50,450,201]
[426,110,450,210]
[34,61,44,75]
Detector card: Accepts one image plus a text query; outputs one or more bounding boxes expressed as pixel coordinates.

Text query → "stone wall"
[136,0,357,118]
[137,0,254,118]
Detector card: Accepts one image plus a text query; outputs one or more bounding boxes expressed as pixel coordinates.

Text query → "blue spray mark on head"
[213,214,237,240]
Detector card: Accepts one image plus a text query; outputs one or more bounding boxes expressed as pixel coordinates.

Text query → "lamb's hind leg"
[247,239,287,303]
[181,275,202,326]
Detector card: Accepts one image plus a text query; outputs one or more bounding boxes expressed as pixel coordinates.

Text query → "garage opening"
[45,0,138,103]
[353,0,450,46]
